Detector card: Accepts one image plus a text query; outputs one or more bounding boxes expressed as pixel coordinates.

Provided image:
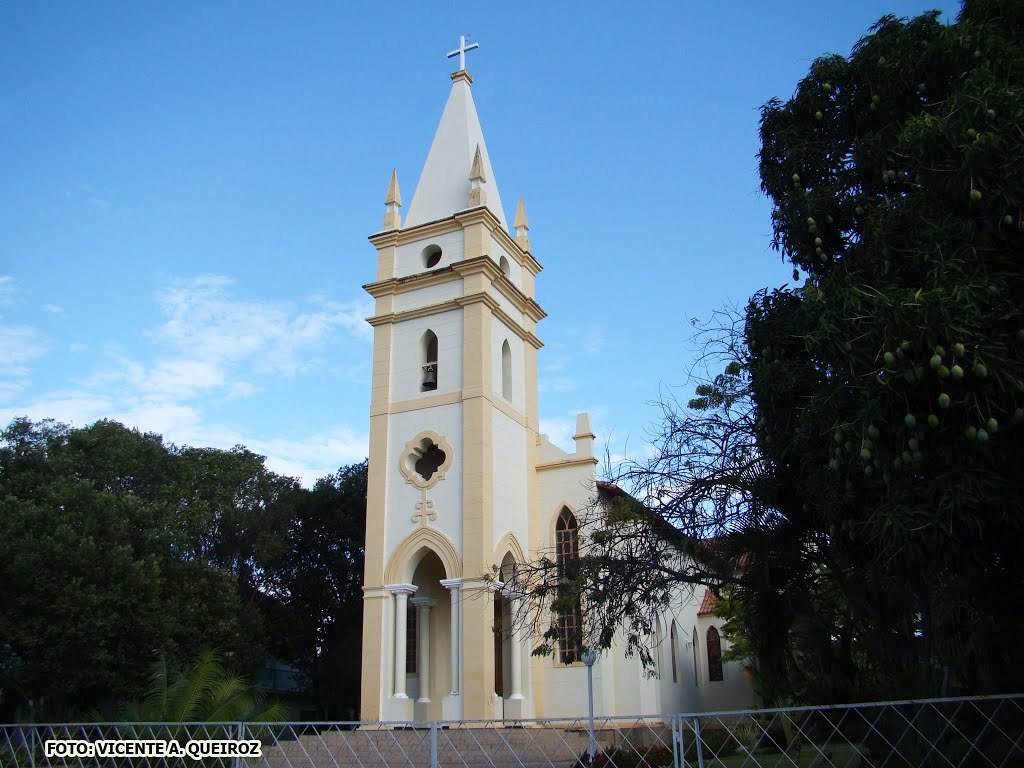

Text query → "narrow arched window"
[555,507,582,663]
[501,340,512,399]
[670,622,678,683]
[707,626,723,682]
[422,330,438,392]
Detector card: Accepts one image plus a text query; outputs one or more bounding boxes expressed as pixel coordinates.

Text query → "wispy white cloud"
[152,275,372,378]
[1,274,374,485]
[0,325,47,377]
[42,304,64,314]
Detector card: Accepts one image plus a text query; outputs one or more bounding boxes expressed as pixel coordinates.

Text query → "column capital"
[439,578,462,590]
[387,583,418,596]
[410,596,438,609]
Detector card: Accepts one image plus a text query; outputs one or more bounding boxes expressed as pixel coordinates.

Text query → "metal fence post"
[430,721,438,768]
[691,717,704,768]
[671,716,683,768]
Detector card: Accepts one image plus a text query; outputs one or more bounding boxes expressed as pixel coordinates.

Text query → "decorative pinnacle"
[383,168,402,231]
[468,144,487,207]
[469,144,487,182]
[385,168,402,206]
[514,195,530,251]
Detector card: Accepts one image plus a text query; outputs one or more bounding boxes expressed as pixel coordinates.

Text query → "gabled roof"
[405,74,508,230]
[697,588,719,617]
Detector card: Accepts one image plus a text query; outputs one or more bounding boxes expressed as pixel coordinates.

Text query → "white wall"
[491,237,522,289]
[490,317,525,413]
[491,409,528,556]
[390,309,463,403]
[383,404,464,575]
[395,230,465,279]
[393,281,463,314]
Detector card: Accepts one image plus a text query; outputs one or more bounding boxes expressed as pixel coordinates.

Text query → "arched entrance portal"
[409,549,451,721]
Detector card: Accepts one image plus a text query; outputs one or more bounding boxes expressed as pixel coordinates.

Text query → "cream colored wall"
[384,406,464,573]
[390,310,464,402]
[395,230,465,279]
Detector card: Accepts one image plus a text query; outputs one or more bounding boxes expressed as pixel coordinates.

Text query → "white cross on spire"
[447,35,479,72]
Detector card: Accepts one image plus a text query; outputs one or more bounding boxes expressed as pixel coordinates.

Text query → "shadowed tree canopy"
[0,417,369,721]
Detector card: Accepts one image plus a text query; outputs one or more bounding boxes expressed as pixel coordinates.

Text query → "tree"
[520,0,1024,703]
[0,419,287,718]
[263,461,367,719]
[750,0,1024,697]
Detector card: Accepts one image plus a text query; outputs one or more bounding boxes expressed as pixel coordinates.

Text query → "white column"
[505,589,524,701]
[440,578,461,695]
[411,597,437,703]
[387,584,417,699]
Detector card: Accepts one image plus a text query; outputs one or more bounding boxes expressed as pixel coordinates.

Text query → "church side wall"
[696,615,758,712]
[533,459,598,718]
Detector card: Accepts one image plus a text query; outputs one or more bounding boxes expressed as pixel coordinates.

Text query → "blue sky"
[0,1,958,485]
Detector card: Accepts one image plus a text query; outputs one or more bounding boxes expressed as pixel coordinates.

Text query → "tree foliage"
[264,462,367,719]
[0,417,368,721]
[748,0,1024,698]
[100,649,288,723]
[520,0,1024,704]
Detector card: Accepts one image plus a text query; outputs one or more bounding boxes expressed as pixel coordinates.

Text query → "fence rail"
[2,695,1021,768]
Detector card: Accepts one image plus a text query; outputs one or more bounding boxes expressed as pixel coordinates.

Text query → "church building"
[358,41,757,723]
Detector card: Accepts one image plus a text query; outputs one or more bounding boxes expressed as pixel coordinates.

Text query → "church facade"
[358,54,756,723]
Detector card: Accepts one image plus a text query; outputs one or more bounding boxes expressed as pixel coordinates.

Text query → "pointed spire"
[468,144,487,207]
[405,73,507,229]
[514,195,531,252]
[383,168,402,231]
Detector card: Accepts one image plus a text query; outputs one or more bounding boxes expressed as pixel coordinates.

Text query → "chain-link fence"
[2,695,1021,768]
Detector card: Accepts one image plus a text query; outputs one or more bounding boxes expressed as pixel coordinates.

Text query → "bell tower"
[359,49,545,722]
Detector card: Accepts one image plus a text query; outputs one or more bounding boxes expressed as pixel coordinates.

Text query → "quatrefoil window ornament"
[399,431,454,489]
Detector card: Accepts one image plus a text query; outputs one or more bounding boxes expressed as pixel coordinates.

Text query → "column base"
[381,695,414,722]
[416,697,431,704]
[442,693,463,721]
[503,697,525,720]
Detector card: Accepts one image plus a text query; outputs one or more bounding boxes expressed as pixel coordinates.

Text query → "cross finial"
[447,35,479,72]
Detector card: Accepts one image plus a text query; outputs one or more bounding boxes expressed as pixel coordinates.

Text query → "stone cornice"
[369,207,542,276]
[536,455,600,471]
[366,292,544,350]
[363,256,546,327]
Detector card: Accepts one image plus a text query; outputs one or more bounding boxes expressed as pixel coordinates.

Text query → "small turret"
[513,196,530,252]
[383,169,402,231]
